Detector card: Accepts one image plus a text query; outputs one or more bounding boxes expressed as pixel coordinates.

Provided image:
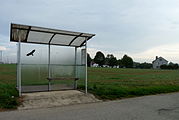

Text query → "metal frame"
[17,34,22,96]
[85,38,88,94]
[74,47,78,89]
[48,44,51,91]
[16,44,19,89]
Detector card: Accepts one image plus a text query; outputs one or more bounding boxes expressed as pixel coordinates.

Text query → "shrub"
[0,84,19,109]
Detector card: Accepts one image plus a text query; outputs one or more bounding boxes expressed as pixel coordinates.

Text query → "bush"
[160,64,179,70]
[0,84,19,109]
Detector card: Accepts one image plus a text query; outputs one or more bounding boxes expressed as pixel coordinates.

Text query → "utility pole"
[0,51,2,63]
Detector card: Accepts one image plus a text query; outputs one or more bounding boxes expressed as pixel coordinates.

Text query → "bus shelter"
[10,23,95,96]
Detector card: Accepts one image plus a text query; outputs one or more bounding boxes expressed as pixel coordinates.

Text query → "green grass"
[0,64,19,109]
[1,64,179,108]
[78,67,179,99]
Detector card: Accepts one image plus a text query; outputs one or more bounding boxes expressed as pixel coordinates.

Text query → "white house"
[152,56,168,69]
[91,63,99,67]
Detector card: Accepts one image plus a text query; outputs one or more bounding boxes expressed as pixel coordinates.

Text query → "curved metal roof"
[10,23,95,47]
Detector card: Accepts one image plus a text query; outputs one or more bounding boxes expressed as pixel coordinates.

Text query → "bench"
[47,77,79,90]
[47,77,79,81]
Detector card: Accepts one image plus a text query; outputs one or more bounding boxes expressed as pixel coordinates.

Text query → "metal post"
[85,38,88,94]
[18,38,21,96]
[16,44,19,89]
[48,44,51,91]
[74,47,77,89]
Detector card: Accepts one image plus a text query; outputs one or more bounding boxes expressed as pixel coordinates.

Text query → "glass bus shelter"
[10,23,95,96]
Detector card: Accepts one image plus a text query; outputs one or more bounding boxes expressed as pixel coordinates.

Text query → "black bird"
[26,49,35,56]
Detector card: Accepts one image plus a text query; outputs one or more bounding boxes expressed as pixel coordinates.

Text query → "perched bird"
[26,49,35,56]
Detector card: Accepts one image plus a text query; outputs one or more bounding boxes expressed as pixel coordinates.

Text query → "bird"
[26,49,35,56]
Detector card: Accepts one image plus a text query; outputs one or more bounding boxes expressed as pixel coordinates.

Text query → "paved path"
[1,92,179,120]
[19,90,100,110]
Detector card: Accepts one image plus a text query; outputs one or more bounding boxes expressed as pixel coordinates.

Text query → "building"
[152,56,168,69]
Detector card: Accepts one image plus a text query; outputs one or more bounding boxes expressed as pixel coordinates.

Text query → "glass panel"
[27,31,53,44]
[50,46,75,65]
[51,65,75,78]
[77,66,85,80]
[21,43,49,92]
[31,27,80,36]
[21,43,48,64]
[49,46,76,89]
[76,47,86,88]
[76,47,86,65]
[51,34,75,45]
[12,29,28,42]
[71,37,85,46]
[81,49,86,65]
[21,64,48,86]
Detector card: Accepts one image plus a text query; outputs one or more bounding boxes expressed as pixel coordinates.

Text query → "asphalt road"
[1,92,179,120]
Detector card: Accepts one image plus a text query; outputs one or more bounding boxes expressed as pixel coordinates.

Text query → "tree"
[138,62,152,69]
[160,62,179,70]
[173,64,179,69]
[117,59,123,68]
[105,54,118,67]
[160,64,168,69]
[109,57,118,67]
[121,54,133,68]
[94,51,105,67]
[133,62,140,68]
[87,53,92,67]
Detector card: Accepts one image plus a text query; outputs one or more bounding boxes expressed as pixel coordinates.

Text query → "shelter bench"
[47,77,79,90]
[47,77,79,81]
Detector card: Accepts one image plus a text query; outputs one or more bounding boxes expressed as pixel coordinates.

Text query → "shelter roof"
[10,23,95,47]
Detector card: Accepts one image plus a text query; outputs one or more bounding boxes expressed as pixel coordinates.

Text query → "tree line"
[87,51,153,69]
[160,62,179,70]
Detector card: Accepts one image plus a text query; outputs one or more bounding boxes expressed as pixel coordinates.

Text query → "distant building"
[92,63,99,67]
[102,65,110,68]
[91,61,99,67]
[152,56,168,69]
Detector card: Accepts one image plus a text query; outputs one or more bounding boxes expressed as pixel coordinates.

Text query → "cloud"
[88,43,179,63]
[131,43,179,63]
[1,0,179,63]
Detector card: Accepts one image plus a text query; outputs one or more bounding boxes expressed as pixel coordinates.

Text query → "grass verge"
[0,64,19,109]
[0,84,19,109]
[81,85,179,99]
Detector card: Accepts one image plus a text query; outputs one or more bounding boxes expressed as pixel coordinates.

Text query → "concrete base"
[18,90,101,110]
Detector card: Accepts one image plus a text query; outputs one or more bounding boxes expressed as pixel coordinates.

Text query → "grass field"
[86,67,179,99]
[1,64,179,108]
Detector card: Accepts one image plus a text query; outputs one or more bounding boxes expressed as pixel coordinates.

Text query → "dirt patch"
[18,90,101,110]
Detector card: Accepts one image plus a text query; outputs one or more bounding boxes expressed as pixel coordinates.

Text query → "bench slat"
[47,77,79,81]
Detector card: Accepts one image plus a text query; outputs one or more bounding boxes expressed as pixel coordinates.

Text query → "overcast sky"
[1,0,179,63]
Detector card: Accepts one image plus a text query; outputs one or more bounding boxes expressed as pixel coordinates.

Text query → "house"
[91,61,99,67]
[92,63,99,67]
[152,56,168,69]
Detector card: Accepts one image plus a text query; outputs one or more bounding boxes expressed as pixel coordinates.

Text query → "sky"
[1,0,179,63]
